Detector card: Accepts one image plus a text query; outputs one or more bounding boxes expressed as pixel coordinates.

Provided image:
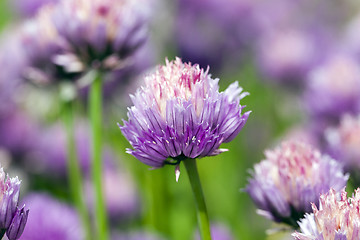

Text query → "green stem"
[145,170,169,234]
[89,71,109,240]
[183,159,212,240]
[63,100,92,240]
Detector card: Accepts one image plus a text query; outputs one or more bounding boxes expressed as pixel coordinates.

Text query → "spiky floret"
[119,57,250,167]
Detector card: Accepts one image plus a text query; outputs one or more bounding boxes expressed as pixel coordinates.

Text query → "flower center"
[145,58,209,118]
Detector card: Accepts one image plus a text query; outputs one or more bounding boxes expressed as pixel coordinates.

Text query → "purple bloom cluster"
[246,141,348,227]
[19,193,84,240]
[52,0,151,71]
[304,53,360,122]
[11,0,59,18]
[293,188,360,240]
[255,29,322,86]
[325,114,360,174]
[0,31,26,115]
[19,7,83,85]
[120,57,250,167]
[0,110,39,156]
[175,0,258,70]
[0,167,28,240]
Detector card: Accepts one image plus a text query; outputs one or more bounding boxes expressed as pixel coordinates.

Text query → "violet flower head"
[326,114,360,171]
[246,141,348,227]
[0,30,26,115]
[255,29,321,86]
[293,188,360,240]
[20,7,84,85]
[0,110,39,156]
[304,53,360,122]
[0,167,28,240]
[175,0,258,71]
[344,13,360,61]
[11,0,59,18]
[119,57,250,168]
[20,193,84,240]
[6,206,29,240]
[52,0,151,71]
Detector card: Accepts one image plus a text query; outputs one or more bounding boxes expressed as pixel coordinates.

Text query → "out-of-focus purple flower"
[85,164,139,221]
[304,53,360,122]
[0,30,26,115]
[20,193,84,240]
[175,0,258,71]
[6,206,29,240]
[52,0,151,71]
[194,223,234,240]
[0,110,39,156]
[293,188,360,240]
[282,126,319,149]
[0,166,28,240]
[29,120,113,177]
[255,29,322,86]
[10,0,59,18]
[20,7,84,85]
[119,57,250,168]
[344,13,360,61]
[253,0,346,36]
[326,114,360,171]
[246,141,348,227]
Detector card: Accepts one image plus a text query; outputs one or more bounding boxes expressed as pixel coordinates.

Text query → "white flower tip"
[175,164,180,182]
[219,148,229,153]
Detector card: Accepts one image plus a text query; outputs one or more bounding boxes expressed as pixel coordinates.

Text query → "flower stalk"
[62,97,92,240]
[184,159,212,240]
[89,71,109,240]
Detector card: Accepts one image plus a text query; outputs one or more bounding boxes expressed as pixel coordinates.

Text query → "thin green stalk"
[145,170,169,234]
[89,71,109,240]
[63,100,92,240]
[184,159,212,240]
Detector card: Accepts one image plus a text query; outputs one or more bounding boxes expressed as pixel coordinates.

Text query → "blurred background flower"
[19,193,84,240]
[246,141,348,227]
[293,188,360,240]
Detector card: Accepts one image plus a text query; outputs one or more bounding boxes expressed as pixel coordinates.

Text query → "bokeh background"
[1,0,360,239]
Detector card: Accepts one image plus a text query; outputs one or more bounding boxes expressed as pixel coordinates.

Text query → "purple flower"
[19,193,84,240]
[246,141,348,227]
[304,53,360,122]
[344,13,360,61]
[0,31,26,115]
[292,188,360,240]
[19,8,83,85]
[119,57,250,168]
[6,206,29,240]
[0,110,39,155]
[0,167,28,240]
[175,0,258,70]
[51,0,151,71]
[325,114,360,171]
[11,0,59,18]
[255,29,322,86]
